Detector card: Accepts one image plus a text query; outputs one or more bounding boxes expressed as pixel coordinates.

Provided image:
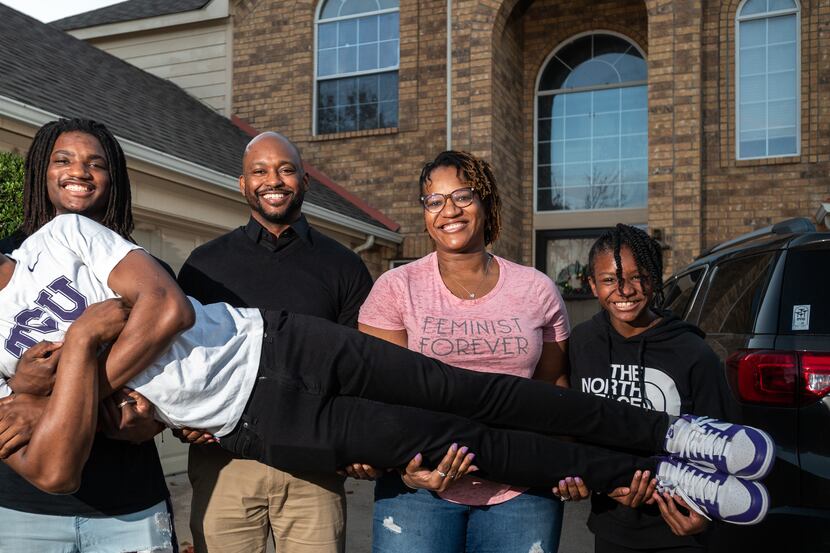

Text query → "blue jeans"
[0,500,174,553]
[372,478,563,553]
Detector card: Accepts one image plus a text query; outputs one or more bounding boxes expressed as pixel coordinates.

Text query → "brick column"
[647,0,704,273]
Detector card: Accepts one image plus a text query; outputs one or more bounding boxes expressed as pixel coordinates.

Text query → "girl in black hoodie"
[569,224,733,553]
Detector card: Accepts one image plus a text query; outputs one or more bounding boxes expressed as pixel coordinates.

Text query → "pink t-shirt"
[359,252,570,506]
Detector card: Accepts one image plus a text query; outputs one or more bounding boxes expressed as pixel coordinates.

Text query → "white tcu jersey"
[0,214,263,436]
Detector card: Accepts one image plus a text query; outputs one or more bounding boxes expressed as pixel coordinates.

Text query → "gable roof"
[52,0,211,31]
[0,4,397,233]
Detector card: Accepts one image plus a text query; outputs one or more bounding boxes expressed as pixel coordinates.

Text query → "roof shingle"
[52,0,211,31]
[0,4,392,231]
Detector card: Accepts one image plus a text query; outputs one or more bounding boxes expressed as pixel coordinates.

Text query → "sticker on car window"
[792,305,811,331]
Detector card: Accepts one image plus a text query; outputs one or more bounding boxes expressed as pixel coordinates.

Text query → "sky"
[0,0,122,22]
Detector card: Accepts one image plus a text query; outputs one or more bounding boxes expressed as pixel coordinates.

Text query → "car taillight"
[726,350,830,407]
[801,353,830,402]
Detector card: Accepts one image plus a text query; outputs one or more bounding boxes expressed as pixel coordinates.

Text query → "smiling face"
[46,131,111,220]
[239,133,308,234]
[422,165,487,254]
[589,245,658,337]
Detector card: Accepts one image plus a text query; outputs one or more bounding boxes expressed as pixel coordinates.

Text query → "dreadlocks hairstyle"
[587,223,665,307]
[418,150,502,246]
[23,118,133,238]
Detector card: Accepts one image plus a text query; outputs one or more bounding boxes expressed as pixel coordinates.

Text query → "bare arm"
[1,300,128,493]
[100,250,195,396]
[532,339,569,387]
[357,323,409,348]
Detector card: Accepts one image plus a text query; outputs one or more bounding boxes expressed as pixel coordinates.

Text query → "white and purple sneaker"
[656,457,770,525]
[664,415,775,480]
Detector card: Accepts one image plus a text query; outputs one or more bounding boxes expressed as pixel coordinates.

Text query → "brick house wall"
[230,0,829,277]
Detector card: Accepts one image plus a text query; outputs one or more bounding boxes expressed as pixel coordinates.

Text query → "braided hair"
[23,118,133,238]
[418,150,502,245]
[588,224,665,307]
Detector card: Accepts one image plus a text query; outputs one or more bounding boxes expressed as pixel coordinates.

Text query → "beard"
[248,187,305,225]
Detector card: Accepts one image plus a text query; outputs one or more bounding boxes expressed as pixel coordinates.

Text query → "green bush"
[0,151,24,240]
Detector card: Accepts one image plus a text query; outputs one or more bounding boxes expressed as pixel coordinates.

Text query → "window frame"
[735,0,801,160]
[313,0,401,135]
[533,30,648,214]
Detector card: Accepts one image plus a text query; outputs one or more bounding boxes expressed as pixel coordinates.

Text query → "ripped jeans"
[0,500,174,553]
[372,476,563,553]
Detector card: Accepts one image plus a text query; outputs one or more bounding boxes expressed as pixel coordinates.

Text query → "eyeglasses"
[420,187,476,213]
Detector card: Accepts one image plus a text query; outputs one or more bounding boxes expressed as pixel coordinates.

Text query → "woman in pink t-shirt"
[359,151,572,553]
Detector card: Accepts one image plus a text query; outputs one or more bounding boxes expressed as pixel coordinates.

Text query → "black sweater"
[569,309,733,550]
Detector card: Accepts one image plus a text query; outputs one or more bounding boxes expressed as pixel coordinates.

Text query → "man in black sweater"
[177,132,373,553]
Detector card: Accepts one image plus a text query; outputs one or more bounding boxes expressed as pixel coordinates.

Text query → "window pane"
[768,43,796,73]
[740,102,766,131]
[318,49,337,76]
[594,161,619,184]
[339,105,357,131]
[358,74,378,103]
[318,80,337,108]
[378,72,397,101]
[338,46,357,73]
[768,14,797,42]
[779,247,830,333]
[340,0,381,17]
[740,130,766,158]
[769,0,797,10]
[564,186,591,210]
[740,20,766,49]
[699,253,776,334]
[740,0,767,16]
[621,133,647,158]
[621,109,647,134]
[320,0,340,19]
[358,43,378,71]
[551,164,564,187]
[768,132,797,156]
[593,112,620,137]
[378,100,398,127]
[615,53,648,82]
[564,163,592,187]
[337,77,357,105]
[768,71,796,100]
[379,0,399,8]
[379,39,399,68]
[565,92,591,115]
[317,107,337,134]
[623,181,647,208]
[593,137,619,161]
[550,140,565,164]
[740,74,766,103]
[768,99,796,128]
[379,13,399,40]
[566,59,621,88]
[539,57,570,91]
[621,159,647,184]
[358,16,378,43]
[319,22,337,49]
[739,46,765,76]
[565,115,591,139]
[565,139,591,162]
[338,19,357,46]
[358,102,378,130]
[621,86,646,110]
[593,88,620,113]
[538,118,552,142]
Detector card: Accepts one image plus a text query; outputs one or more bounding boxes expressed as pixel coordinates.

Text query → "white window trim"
[533,30,648,215]
[313,0,400,135]
[735,0,801,160]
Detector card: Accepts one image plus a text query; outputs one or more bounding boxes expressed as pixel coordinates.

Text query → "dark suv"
[662,218,830,552]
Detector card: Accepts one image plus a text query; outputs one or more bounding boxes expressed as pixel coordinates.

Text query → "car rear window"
[778,245,830,334]
[698,252,776,334]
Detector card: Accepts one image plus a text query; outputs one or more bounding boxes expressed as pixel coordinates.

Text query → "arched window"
[736,0,799,159]
[535,33,648,212]
[315,0,399,134]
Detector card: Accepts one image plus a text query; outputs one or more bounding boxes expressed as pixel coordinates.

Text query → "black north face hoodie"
[569,309,734,550]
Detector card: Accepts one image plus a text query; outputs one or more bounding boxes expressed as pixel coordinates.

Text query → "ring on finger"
[560,495,570,502]
[437,470,447,478]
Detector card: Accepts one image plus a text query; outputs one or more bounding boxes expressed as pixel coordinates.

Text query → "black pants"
[220,311,669,492]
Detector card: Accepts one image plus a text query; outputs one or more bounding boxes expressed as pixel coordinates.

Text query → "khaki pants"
[189,445,345,553]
